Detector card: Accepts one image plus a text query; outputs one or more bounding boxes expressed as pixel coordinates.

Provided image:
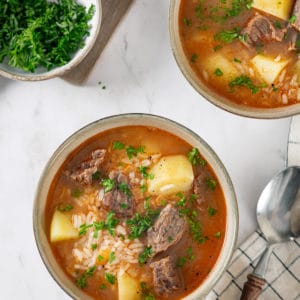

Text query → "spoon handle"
[240,245,275,300]
[240,274,266,300]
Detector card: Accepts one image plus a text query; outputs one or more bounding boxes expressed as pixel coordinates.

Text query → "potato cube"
[148,155,194,196]
[202,53,239,81]
[118,272,141,300]
[252,0,293,20]
[251,54,289,84]
[50,210,78,242]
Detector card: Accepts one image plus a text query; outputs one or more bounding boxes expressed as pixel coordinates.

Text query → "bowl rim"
[33,113,239,299]
[0,0,102,81]
[169,0,300,119]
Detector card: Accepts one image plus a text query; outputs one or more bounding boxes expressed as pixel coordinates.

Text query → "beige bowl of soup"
[170,0,300,118]
[33,114,238,300]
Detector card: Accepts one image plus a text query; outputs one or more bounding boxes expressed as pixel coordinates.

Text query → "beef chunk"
[147,204,186,254]
[193,173,206,205]
[241,14,286,47]
[67,149,106,185]
[292,0,300,32]
[103,171,134,218]
[150,256,181,296]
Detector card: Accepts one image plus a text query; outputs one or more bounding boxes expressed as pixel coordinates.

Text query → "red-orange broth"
[179,0,300,108]
[46,126,226,300]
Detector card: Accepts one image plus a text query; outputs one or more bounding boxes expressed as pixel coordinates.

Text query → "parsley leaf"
[188,148,206,166]
[138,246,153,265]
[112,141,125,150]
[57,203,73,212]
[76,266,96,289]
[102,178,115,193]
[105,272,116,285]
[126,145,145,159]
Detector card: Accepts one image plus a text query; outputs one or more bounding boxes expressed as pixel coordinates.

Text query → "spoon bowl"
[257,166,300,244]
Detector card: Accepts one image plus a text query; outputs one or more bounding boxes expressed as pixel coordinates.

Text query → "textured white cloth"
[207,231,300,300]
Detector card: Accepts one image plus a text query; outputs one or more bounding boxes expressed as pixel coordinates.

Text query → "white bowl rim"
[33,113,239,299]
[0,0,102,81]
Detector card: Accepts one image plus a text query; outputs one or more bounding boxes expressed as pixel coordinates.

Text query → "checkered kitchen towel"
[207,230,300,300]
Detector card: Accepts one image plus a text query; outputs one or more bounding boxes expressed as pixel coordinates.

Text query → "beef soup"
[179,0,300,108]
[45,125,227,300]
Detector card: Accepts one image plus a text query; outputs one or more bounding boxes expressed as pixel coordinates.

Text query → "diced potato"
[50,210,78,242]
[251,54,289,84]
[252,0,293,21]
[293,60,300,83]
[148,155,194,196]
[118,272,141,300]
[202,53,239,81]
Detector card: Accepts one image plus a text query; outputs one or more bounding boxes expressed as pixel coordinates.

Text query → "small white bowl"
[0,0,101,81]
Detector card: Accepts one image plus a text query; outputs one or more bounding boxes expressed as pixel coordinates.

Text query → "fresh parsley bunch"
[0,0,94,72]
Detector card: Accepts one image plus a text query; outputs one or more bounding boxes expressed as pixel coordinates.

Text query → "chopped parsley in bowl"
[0,0,101,81]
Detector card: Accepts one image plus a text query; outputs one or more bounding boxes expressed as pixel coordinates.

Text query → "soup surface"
[46,126,226,300]
[179,0,300,108]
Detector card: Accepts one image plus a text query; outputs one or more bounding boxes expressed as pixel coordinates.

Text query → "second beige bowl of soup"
[33,114,238,300]
[170,0,300,118]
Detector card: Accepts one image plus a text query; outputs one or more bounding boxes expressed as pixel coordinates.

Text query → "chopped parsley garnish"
[83,212,119,238]
[72,189,83,198]
[126,145,145,159]
[233,57,242,63]
[0,0,95,72]
[104,272,117,285]
[272,85,279,92]
[214,68,223,76]
[76,266,96,289]
[183,18,192,26]
[105,211,119,236]
[168,236,174,243]
[109,251,116,264]
[206,178,217,190]
[191,53,198,62]
[176,256,187,268]
[112,141,125,150]
[229,75,260,94]
[118,182,132,197]
[138,246,153,265]
[160,199,167,206]
[99,283,107,290]
[102,178,115,193]
[208,207,217,216]
[141,282,156,300]
[176,193,187,207]
[214,44,223,51]
[290,15,296,24]
[187,247,195,260]
[97,255,104,262]
[92,171,101,181]
[214,28,240,43]
[139,166,154,179]
[57,203,73,212]
[120,203,129,209]
[188,148,206,166]
[91,244,97,250]
[214,231,222,238]
[79,223,93,236]
[140,184,147,193]
[127,209,160,240]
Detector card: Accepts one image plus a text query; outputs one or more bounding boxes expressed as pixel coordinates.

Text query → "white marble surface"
[0,1,292,299]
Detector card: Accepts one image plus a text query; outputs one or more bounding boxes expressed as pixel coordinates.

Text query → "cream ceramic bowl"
[33,114,238,300]
[0,0,101,81]
[169,0,300,119]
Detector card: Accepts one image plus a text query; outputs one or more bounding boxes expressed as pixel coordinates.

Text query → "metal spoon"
[240,166,300,300]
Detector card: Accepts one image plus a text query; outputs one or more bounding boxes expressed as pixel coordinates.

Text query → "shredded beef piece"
[67,149,106,185]
[292,0,300,32]
[147,204,186,254]
[150,256,181,296]
[241,14,287,48]
[103,171,134,218]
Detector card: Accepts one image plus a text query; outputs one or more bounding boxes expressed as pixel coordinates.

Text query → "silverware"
[240,166,300,300]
